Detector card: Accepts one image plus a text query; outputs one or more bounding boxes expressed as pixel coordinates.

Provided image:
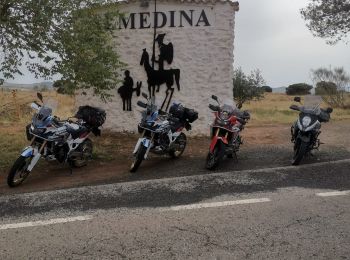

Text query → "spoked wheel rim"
[73,140,93,167]
[13,158,31,185]
[171,134,187,158]
[206,146,220,169]
[206,152,216,168]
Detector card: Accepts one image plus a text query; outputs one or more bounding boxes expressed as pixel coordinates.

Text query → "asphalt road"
[0,159,349,259]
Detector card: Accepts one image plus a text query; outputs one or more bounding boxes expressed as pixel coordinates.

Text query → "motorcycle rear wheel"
[72,139,93,168]
[130,144,147,173]
[169,133,187,158]
[7,156,32,187]
[292,140,308,165]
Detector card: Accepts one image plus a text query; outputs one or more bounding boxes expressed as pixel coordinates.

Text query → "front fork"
[21,137,47,172]
[133,131,154,159]
[209,128,228,153]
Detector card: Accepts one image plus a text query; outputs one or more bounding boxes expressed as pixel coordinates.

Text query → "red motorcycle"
[206,95,250,170]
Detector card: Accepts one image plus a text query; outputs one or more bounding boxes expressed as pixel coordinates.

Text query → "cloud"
[235,0,350,87]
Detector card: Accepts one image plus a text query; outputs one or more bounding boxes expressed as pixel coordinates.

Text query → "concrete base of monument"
[1,122,349,196]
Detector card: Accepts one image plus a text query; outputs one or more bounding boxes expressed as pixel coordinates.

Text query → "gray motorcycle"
[290,95,333,165]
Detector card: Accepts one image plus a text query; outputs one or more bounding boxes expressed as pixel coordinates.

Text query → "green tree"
[233,68,265,109]
[315,81,337,95]
[286,83,313,95]
[311,67,350,108]
[0,0,123,100]
[301,0,350,44]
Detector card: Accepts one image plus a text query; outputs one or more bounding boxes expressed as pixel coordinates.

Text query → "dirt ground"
[0,120,349,195]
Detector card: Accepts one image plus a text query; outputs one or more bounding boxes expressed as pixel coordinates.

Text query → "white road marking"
[316,190,350,197]
[162,198,271,211]
[0,215,93,231]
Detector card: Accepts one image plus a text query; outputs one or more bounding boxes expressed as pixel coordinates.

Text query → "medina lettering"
[117,9,211,30]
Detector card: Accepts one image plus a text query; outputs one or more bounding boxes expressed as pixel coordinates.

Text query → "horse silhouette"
[140,49,180,111]
[118,81,142,111]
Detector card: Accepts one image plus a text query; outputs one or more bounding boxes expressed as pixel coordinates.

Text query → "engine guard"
[297,134,310,143]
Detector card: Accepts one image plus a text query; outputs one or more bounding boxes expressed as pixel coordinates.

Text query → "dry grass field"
[244,93,350,126]
[0,89,350,170]
[0,90,76,169]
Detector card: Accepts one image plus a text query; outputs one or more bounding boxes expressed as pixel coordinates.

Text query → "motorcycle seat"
[67,126,88,139]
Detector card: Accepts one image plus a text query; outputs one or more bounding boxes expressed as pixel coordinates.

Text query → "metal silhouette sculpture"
[140,48,180,111]
[152,33,174,71]
[118,70,142,111]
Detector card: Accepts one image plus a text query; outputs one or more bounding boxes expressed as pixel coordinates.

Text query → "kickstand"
[66,161,73,175]
[233,152,238,163]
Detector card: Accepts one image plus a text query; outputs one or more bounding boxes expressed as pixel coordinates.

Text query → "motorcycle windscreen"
[207,97,239,128]
[32,99,59,127]
[300,95,322,115]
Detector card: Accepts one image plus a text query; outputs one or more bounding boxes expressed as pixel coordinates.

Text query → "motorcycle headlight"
[220,111,229,120]
[302,116,312,127]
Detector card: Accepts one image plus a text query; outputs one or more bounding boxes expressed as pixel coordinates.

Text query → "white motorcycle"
[130,93,198,172]
[7,93,106,187]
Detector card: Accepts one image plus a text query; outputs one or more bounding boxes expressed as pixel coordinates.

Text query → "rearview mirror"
[208,104,219,111]
[326,107,333,114]
[211,95,218,101]
[142,92,148,99]
[293,97,301,103]
[137,101,147,108]
[37,92,43,103]
[30,102,40,111]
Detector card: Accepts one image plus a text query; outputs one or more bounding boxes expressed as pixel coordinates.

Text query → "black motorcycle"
[290,95,332,165]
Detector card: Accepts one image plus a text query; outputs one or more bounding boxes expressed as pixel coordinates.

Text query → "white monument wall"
[76,0,239,135]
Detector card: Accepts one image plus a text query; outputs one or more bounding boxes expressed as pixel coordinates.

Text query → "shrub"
[315,81,337,95]
[286,83,313,95]
[261,86,273,93]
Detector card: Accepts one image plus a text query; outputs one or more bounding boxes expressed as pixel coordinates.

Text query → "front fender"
[209,136,227,153]
[133,138,151,154]
[21,146,37,158]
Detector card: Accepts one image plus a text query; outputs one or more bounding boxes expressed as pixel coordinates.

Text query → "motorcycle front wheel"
[130,144,147,173]
[292,140,308,165]
[169,133,187,158]
[206,141,224,170]
[7,156,32,187]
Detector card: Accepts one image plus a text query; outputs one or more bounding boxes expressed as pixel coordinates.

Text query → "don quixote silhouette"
[140,32,181,111]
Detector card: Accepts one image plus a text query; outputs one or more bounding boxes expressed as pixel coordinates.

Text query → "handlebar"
[137,101,147,108]
[209,104,220,111]
[289,105,300,111]
[236,117,247,125]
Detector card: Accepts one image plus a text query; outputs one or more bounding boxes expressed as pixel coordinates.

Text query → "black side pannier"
[169,103,198,123]
[169,103,185,119]
[184,108,198,123]
[75,106,106,128]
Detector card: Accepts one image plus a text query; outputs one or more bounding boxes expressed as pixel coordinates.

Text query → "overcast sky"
[5,0,350,88]
[235,0,350,88]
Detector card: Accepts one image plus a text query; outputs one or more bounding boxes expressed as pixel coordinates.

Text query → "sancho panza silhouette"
[118,70,142,111]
